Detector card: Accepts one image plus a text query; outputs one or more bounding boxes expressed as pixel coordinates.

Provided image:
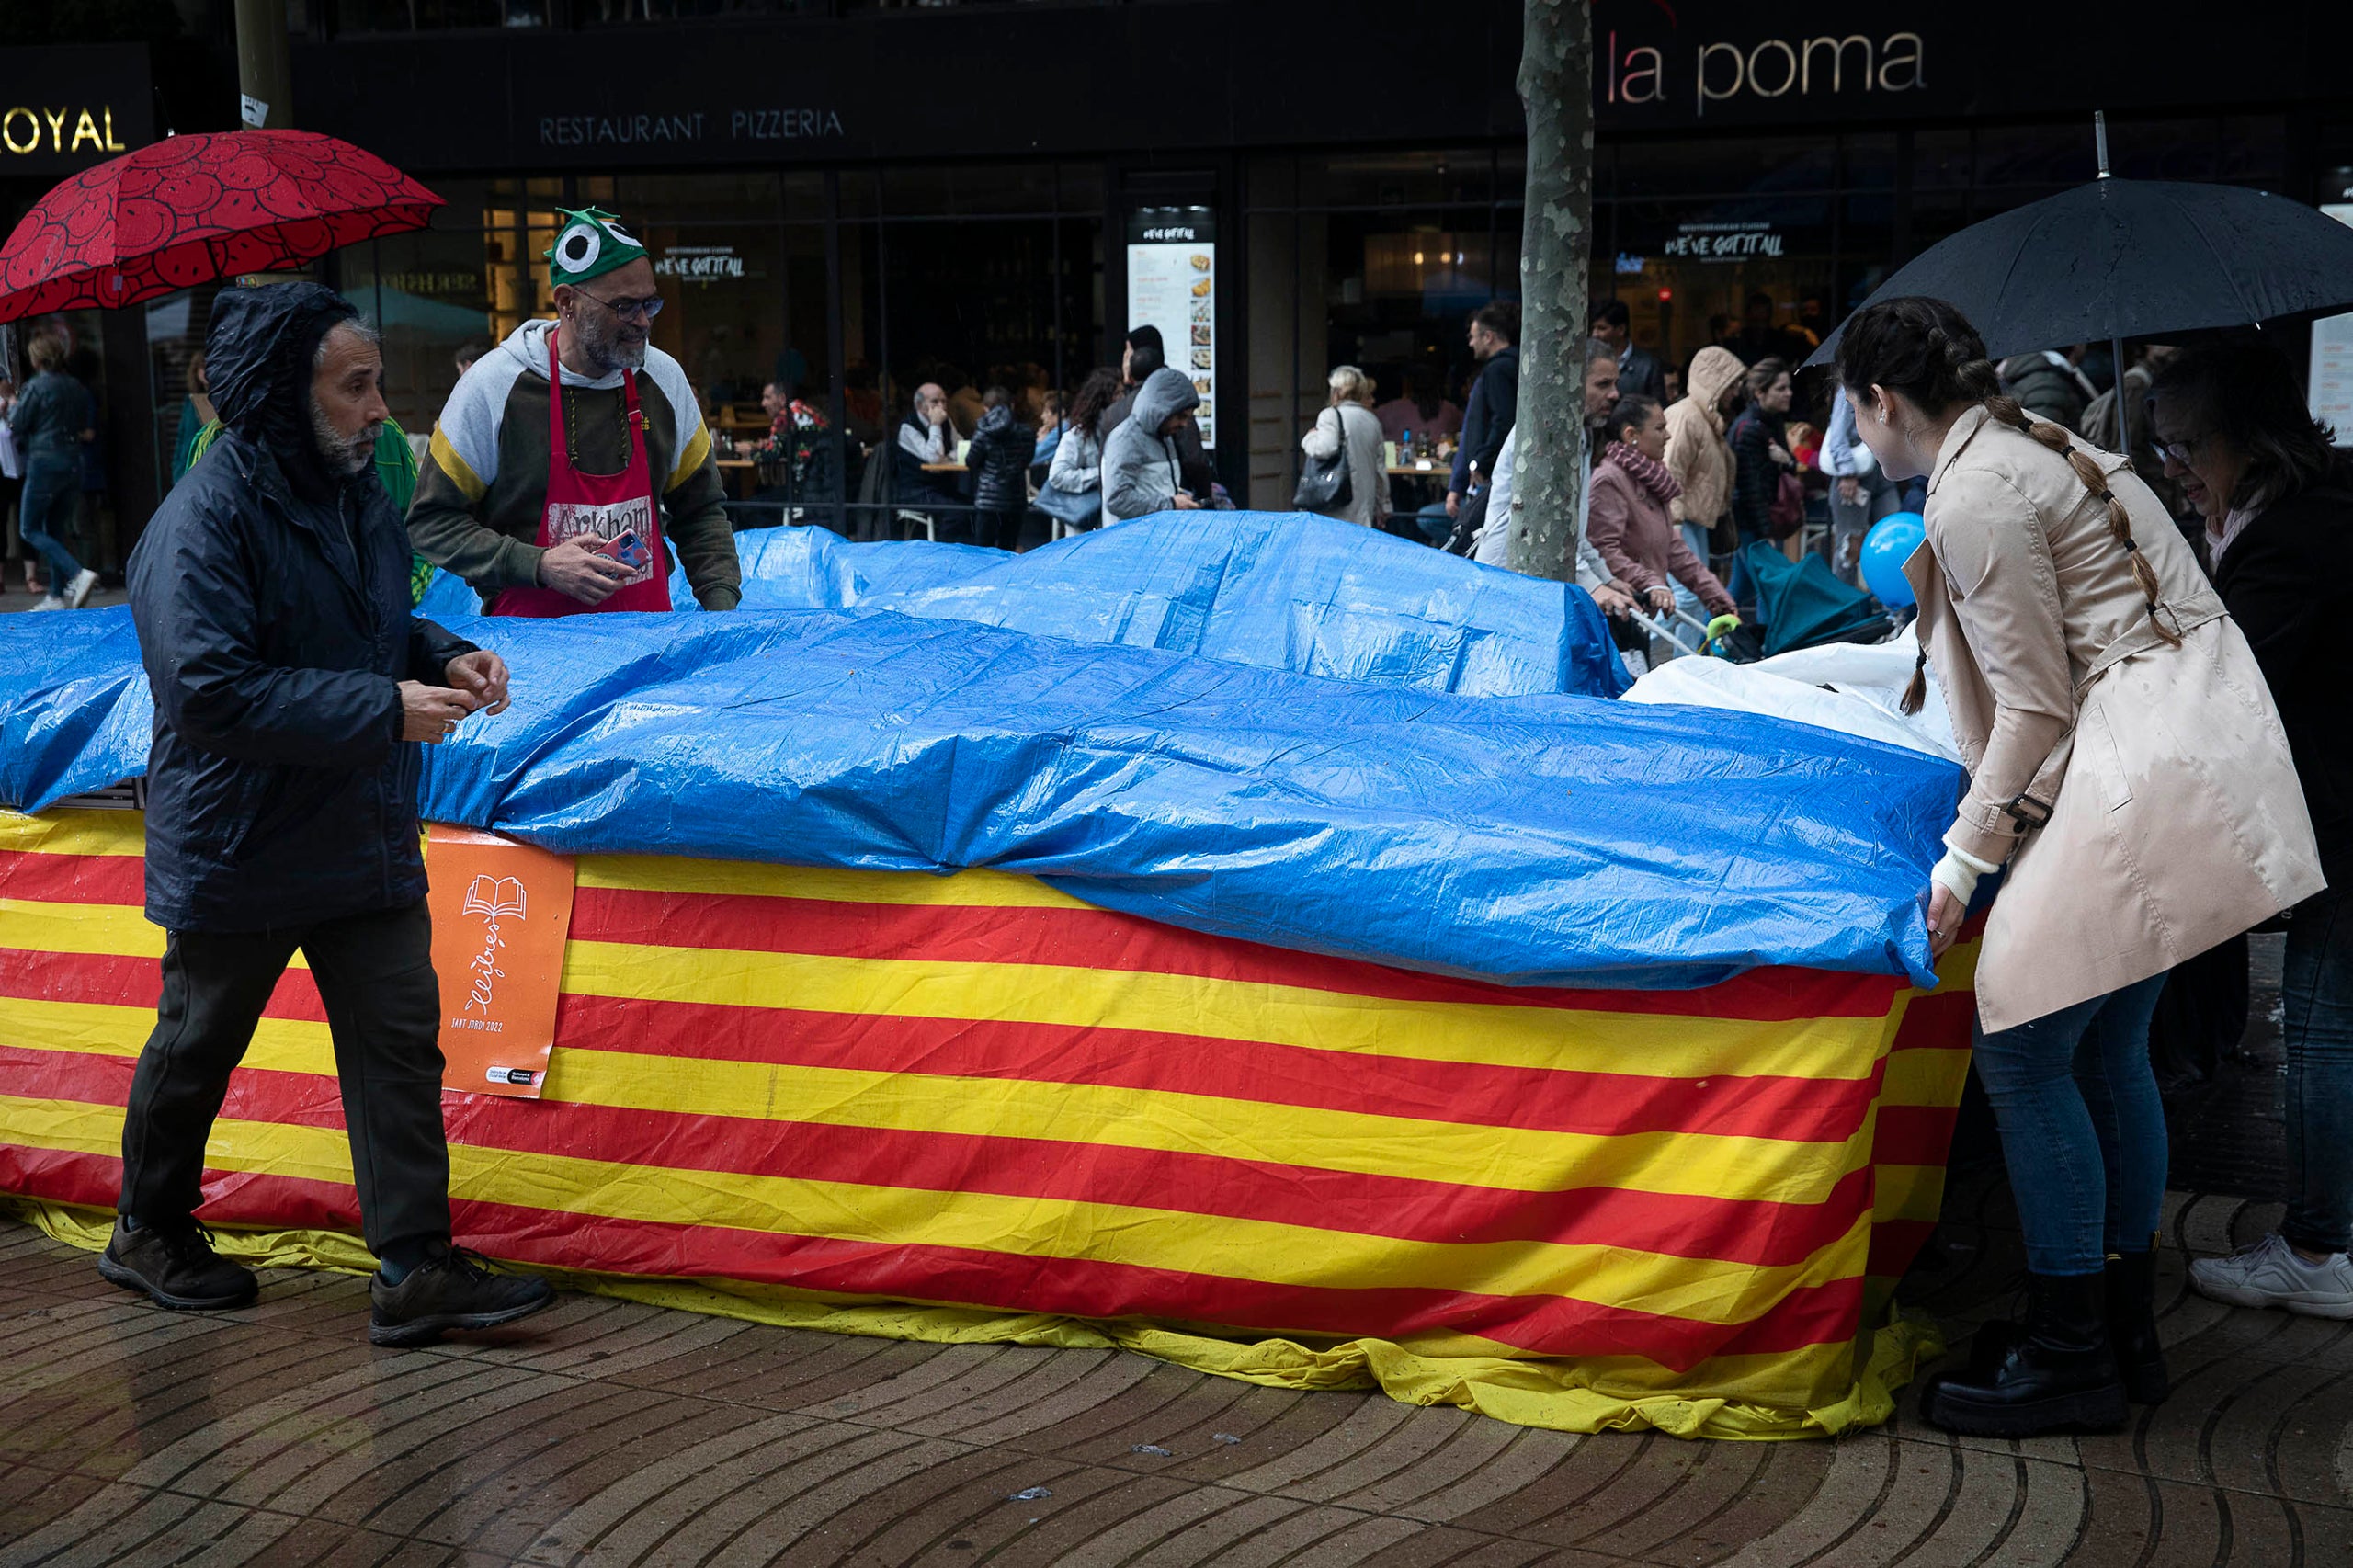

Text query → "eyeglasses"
[577,289,664,323]
[2154,437,2199,467]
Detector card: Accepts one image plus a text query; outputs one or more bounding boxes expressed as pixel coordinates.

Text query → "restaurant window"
[1611,195,1836,393]
[146,285,225,497]
[843,162,1105,536]
[1615,136,1835,199]
[1911,130,1972,190]
[2219,117,2289,184]
[347,219,513,443]
[1245,150,1520,512]
[1594,132,1920,405]
[328,0,543,30]
[1972,124,2097,191]
[574,0,816,20]
[343,161,1108,540]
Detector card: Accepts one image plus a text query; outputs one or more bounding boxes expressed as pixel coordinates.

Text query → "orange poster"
[424,826,577,1100]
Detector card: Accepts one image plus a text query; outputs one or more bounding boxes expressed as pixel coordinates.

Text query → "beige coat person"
[1906,404,2323,1033]
[1664,346,1743,537]
[1301,400,1390,528]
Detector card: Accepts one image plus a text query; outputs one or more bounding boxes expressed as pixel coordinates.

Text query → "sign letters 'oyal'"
[425,827,577,1100]
[0,44,153,176]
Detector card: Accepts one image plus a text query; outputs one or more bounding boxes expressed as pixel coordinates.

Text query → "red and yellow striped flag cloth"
[0,810,1973,1438]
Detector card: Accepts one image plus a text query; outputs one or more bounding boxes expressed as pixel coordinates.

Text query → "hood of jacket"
[1127,367,1199,438]
[497,317,599,386]
[1685,346,1745,415]
[976,403,1015,437]
[204,282,364,502]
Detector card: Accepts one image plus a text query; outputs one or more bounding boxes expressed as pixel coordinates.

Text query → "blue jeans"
[17,452,85,587]
[1725,525,1768,608]
[1669,522,1711,619]
[1972,974,2169,1274]
[2282,890,2353,1255]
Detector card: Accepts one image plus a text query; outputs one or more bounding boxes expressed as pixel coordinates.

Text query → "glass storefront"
[1244,149,1524,511]
[304,112,2290,540]
[332,161,1105,535]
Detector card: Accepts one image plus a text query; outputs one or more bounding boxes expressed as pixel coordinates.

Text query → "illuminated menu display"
[1126,206,1216,450]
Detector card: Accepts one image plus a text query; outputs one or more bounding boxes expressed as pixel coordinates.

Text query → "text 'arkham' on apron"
[490,337,674,618]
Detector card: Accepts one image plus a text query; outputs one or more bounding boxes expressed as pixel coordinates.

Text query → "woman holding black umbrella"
[1834,297,2322,1439]
[2149,342,2353,1320]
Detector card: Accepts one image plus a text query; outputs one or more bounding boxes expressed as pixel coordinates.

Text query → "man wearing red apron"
[408,207,742,617]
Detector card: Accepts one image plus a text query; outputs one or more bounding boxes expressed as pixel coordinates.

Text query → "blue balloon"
[1860,512,1926,608]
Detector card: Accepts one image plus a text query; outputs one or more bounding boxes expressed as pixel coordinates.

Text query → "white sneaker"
[2188,1232,2353,1319]
[65,568,99,608]
[28,595,67,612]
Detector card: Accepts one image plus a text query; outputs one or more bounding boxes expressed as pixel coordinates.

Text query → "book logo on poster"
[459,874,526,1024]
[426,829,576,1101]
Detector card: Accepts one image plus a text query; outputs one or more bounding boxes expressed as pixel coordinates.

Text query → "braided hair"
[1834,297,2179,715]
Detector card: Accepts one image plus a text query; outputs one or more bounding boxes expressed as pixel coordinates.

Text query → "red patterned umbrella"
[0,130,442,324]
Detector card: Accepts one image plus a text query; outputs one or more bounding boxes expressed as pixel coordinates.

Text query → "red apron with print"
[489,339,673,617]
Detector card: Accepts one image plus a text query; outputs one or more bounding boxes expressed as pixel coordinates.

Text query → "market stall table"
[0,513,1967,1441]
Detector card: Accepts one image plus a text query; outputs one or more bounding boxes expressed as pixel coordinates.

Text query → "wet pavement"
[0,582,128,616]
[6,1154,2349,1567]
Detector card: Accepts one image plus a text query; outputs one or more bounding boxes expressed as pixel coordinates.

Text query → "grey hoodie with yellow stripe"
[406,319,741,609]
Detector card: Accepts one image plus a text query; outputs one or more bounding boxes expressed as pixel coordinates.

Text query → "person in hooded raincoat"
[1100,368,1202,525]
[113,283,555,1346]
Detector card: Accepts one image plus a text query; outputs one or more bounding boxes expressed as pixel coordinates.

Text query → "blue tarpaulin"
[4,517,1961,990]
[423,512,1636,699]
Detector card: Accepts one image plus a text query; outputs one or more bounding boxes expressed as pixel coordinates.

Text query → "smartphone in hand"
[600,530,652,572]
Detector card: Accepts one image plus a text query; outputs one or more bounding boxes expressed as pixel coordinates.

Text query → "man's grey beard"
[310,398,381,477]
[574,308,647,373]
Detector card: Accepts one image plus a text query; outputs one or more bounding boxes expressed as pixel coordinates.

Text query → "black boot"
[1919,1271,2127,1437]
[2104,1250,2170,1404]
[369,1245,555,1347]
[97,1217,258,1311]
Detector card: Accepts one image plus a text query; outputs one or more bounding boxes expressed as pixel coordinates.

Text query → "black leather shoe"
[97,1218,257,1311]
[2105,1250,2170,1404]
[1919,1271,2128,1437]
[369,1245,555,1347]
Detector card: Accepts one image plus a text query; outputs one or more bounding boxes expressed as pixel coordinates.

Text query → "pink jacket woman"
[1585,397,1736,619]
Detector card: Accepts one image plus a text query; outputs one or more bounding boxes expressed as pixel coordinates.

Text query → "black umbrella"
[1805,176,2353,368]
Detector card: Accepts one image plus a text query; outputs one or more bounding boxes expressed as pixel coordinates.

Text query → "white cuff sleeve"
[1929,839,2003,908]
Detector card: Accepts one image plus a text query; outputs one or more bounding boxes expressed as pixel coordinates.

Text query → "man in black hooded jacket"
[109,283,554,1346]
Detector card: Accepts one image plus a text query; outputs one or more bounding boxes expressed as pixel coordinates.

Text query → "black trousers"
[118,900,452,1257]
[977,506,1024,551]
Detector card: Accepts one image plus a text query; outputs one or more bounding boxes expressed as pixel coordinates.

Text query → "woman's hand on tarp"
[1926,882,1963,960]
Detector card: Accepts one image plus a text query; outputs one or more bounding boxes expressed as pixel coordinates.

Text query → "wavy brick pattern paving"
[4,1187,2350,1566]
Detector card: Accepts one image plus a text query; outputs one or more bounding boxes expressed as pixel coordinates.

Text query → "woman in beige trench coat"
[1835,298,2322,1442]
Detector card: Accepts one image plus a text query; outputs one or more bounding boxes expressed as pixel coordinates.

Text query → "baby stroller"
[1644,540,1891,664]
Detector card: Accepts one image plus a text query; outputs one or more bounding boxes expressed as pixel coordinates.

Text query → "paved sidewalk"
[5,1176,2350,1568]
[0,582,128,615]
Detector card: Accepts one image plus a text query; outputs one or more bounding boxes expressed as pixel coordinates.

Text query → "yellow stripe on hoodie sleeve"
[426,426,488,504]
[667,420,712,492]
